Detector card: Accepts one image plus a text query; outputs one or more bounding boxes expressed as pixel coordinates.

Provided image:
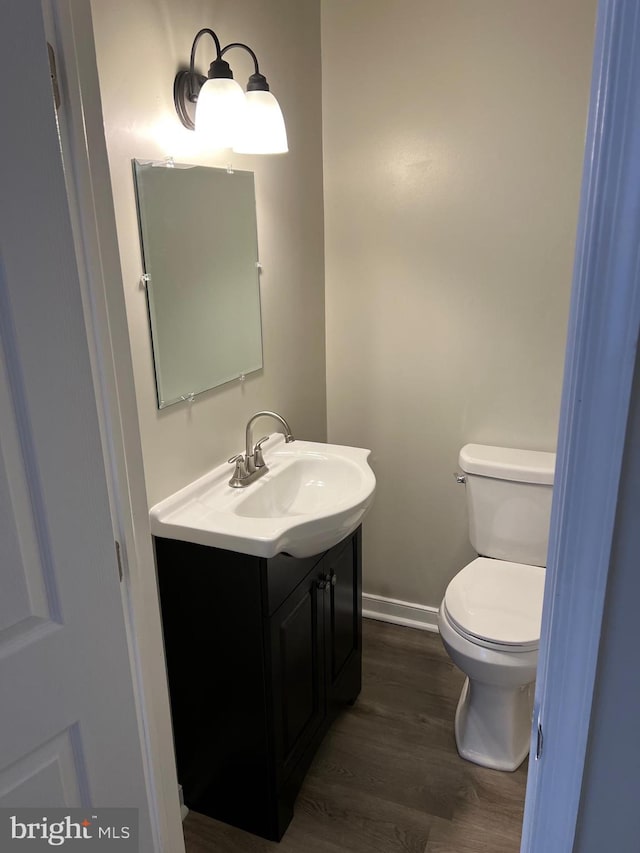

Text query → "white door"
[0,0,153,846]
[521,1,640,850]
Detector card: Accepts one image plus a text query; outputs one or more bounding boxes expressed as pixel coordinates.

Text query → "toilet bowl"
[438,557,544,771]
[438,444,555,772]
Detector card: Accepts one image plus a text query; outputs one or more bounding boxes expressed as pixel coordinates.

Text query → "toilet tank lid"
[459,444,556,485]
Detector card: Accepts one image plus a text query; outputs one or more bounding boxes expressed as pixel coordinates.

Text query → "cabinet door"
[269,569,325,783]
[325,528,362,703]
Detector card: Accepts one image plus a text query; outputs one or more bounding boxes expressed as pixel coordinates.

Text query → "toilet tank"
[459,444,556,567]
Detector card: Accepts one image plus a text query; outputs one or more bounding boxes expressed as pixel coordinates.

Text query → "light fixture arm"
[220,42,260,75]
[219,42,269,91]
[189,28,223,73]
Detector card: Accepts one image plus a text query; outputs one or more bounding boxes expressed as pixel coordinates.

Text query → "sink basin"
[149,436,376,558]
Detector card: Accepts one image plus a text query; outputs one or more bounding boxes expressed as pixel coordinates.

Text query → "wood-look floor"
[183,619,527,853]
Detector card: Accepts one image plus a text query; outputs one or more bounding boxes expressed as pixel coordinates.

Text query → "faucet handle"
[228,453,248,483]
[254,436,270,468]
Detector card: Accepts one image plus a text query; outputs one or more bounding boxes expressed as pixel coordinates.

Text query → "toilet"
[438,443,555,772]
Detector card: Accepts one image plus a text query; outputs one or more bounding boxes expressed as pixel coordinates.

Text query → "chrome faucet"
[228,411,295,487]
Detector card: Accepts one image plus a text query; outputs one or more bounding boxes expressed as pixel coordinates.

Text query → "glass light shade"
[232,90,288,154]
[195,77,246,147]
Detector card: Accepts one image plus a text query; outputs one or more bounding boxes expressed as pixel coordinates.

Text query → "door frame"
[41,2,185,851]
[521,1,640,849]
[35,1,639,851]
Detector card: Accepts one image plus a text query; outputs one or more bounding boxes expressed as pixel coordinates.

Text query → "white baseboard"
[178,784,188,822]
[362,592,440,633]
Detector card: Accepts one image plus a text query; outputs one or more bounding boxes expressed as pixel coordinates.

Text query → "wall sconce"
[173,28,288,154]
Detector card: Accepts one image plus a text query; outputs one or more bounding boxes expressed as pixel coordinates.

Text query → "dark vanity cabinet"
[155,527,362,841]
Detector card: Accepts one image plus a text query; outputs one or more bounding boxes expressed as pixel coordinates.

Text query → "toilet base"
[454,676,534,772]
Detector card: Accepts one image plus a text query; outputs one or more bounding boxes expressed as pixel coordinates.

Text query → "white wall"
[91,0,326,507]
[322,0,596,608]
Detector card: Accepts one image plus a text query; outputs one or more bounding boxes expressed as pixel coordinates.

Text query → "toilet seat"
[444,557,545,651]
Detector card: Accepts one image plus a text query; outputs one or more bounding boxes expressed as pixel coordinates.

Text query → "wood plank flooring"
[183,619,527,853]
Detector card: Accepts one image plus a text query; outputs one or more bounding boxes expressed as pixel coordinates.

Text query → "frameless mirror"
[133,160,263,408]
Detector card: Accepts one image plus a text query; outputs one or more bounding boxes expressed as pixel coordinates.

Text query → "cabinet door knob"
[331,573,337,586]
[317,578,327,590]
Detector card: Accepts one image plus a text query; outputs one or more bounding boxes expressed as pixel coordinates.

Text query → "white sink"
[149,435,376,558]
